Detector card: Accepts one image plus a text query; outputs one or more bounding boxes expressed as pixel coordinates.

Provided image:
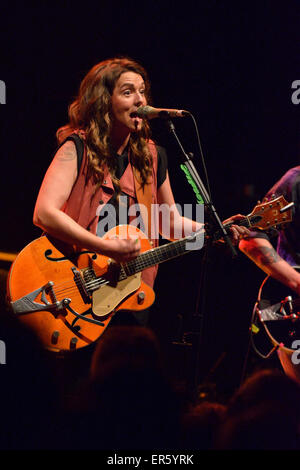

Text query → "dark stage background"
[0,1,299,399]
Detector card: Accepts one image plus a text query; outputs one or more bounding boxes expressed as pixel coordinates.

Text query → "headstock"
[247,195,293,230]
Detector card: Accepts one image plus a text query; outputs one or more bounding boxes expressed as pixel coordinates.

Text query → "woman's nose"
[134,92,145,106]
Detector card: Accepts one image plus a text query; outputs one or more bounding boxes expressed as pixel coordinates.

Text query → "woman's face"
[110,71,147,135]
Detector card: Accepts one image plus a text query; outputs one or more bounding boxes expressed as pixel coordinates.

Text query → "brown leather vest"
[62,137,159,287]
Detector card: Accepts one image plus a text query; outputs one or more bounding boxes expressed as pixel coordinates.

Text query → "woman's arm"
[239,236,300,295]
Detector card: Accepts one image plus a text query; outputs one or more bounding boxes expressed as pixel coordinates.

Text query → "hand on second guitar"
[222,214,251,244]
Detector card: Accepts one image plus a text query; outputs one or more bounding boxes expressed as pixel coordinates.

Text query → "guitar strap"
[132,166,153,240]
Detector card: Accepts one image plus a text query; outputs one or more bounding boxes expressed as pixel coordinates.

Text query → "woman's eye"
[122,89,145,96]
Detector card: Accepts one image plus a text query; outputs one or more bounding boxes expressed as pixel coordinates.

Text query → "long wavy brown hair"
[56,57,153,190]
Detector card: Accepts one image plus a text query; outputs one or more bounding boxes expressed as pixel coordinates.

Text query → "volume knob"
[137,291,145,304]
[70,337,78,350]
[51,331,59,344]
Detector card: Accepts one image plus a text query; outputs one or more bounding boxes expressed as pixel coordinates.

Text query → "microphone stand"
[164,117,237,401]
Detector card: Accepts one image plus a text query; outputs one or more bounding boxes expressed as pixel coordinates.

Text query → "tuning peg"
[257,200,261,204]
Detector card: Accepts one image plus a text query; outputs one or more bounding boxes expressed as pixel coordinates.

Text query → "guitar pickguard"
[92,272,141,317]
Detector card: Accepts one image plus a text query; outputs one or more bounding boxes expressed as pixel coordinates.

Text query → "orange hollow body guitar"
[7,196,293,353]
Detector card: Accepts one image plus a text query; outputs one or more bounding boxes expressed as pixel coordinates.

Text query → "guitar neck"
[123,214,256,275]
[123,233,199,276]
[121,201,287,277]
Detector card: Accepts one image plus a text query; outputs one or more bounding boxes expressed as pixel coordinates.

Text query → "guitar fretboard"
[122,214,259,276]
[123,233,199,276]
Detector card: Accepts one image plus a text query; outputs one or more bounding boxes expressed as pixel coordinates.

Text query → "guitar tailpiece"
[11,283,68,315]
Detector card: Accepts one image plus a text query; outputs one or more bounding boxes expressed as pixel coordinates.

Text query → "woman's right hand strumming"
[99,238,141,264]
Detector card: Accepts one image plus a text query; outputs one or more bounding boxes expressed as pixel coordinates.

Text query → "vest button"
[103,180,107,184]
[99,200,104,205]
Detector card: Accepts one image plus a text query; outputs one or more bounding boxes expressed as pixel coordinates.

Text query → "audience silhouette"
[215,367,300,450]
[57,325,183,450]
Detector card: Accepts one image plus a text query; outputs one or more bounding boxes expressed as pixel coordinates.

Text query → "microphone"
[134,105,190,119]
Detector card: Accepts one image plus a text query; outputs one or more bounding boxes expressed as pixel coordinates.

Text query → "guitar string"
[47,209,276,298]
[51,252,156,296]
[51,261,140,296]
[47,242,162,292]
[53,232,226,297]
[51,237,188,295]
[50,212,256,295]
[51,229,225,297]
[51,261,139,295]
[51,244,183,298]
